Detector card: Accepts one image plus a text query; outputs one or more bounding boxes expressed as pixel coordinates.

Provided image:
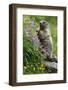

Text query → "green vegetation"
[23,32,45,74]
[23,15,57,74]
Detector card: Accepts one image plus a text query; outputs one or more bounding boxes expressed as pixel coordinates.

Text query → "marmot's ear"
[36,28,39,32]
[36,30,39,32]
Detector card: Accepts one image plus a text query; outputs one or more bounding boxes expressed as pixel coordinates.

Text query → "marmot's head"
[40,20,48,30]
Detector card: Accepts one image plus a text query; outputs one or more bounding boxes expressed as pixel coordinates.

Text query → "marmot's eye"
[43,22,45,24]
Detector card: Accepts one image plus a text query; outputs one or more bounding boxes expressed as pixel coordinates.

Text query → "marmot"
[37,20,53,59]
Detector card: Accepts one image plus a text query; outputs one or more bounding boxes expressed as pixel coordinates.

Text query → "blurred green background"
[23,15,57,74]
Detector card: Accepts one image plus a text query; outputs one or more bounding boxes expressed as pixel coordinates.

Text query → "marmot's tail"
[45,56,57,63]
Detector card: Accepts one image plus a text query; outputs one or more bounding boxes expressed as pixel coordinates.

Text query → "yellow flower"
[31,65,33,67]
[39,67,42,70]
[24,66,27,69]
[33,67,35,71]
[41,64,44,67]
